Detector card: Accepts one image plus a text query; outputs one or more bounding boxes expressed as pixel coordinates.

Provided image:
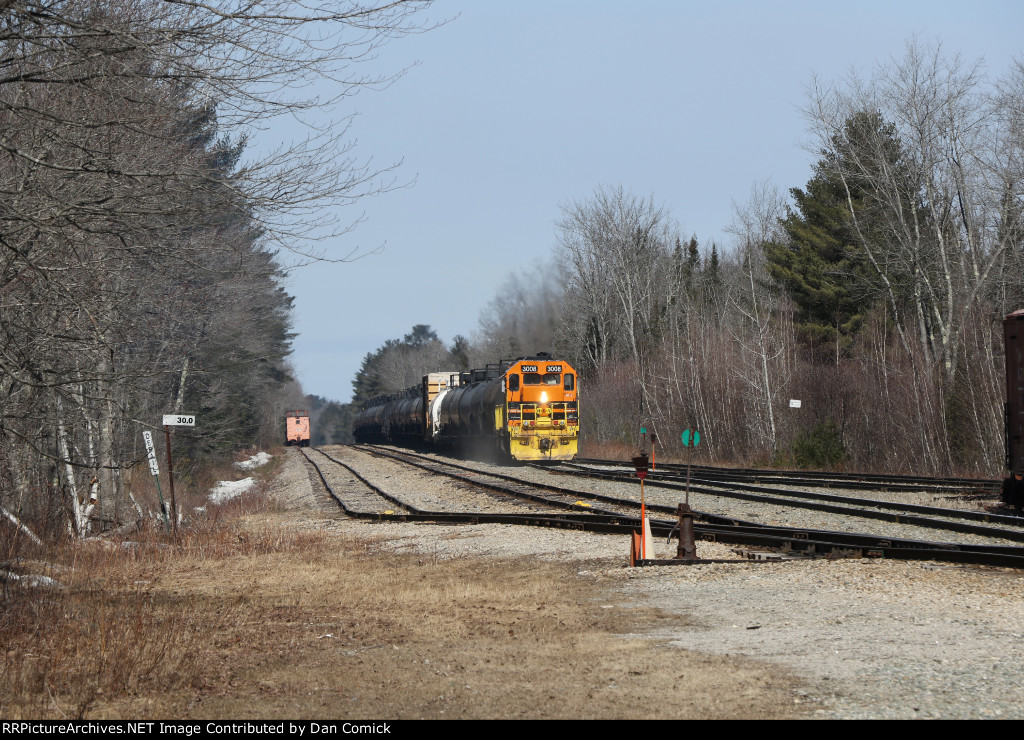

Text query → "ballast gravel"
[278,446,1024,719]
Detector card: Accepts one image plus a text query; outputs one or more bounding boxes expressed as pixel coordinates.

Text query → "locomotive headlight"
[540,391,548,404]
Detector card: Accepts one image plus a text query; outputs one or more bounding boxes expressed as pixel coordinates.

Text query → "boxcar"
[1004,310,1024,507]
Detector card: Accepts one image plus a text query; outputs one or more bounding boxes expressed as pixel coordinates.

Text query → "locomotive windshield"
[523,372,561,385]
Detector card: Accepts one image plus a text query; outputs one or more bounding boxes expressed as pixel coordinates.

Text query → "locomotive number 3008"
[546,365,562,372]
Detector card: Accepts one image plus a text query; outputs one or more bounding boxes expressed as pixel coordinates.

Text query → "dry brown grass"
[580,439,639,461]
[0,574,205,719]
[0,473,805,719]
[0,464,315,719]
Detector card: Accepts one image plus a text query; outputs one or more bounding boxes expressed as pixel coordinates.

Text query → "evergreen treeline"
[0,1,431,540]
[315,325,471,445]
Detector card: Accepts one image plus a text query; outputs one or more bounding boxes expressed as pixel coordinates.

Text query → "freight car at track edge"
[1005,309,1024,507]
[285,409,310,447]
[352,353,579,461]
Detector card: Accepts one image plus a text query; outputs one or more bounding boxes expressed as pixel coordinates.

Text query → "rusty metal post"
[676,503,697,560]
[630,531,642,567]
[165,425,177,534]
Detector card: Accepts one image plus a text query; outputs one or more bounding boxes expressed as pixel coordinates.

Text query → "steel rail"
[571,457,1003,493]
[539,462,1024,542]
[328,446,1024,569]
[301,447,652,534]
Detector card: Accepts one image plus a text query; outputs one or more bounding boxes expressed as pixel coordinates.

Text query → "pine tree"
[764,172,870,354]
[764,112,904,358]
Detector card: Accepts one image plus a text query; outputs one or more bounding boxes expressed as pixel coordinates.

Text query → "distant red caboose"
[285,410,310,447]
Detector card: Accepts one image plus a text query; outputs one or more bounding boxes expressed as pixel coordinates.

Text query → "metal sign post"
[142,431,170,533]
[676,429,702,561]
[681,429,701,506]
[162,414,196,534]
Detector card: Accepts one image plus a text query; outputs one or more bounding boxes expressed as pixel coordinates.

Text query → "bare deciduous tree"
[556,186,675,368]
[0,0,437,539]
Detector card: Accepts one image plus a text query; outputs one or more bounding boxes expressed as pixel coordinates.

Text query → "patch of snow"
[1,570,64,589]
[208,477,256,504]
[25,574,62,588]
[235,451,271,470]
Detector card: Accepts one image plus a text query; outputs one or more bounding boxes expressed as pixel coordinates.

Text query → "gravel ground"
[278,446,1024,719]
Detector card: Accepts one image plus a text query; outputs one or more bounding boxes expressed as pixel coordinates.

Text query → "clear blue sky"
[266,1,1024,403]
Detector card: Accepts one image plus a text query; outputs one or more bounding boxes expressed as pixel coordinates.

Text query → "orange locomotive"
[352,353,579,461]
[285,409,310,447]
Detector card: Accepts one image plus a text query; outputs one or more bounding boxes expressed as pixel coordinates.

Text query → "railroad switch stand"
[676,503,697,561]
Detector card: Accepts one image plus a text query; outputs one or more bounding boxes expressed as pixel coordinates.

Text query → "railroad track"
[299,446,641,534]
[300,446,413,516]
[571,457,1003,495]
[541,460,1024,543]
[308,445,1024,569]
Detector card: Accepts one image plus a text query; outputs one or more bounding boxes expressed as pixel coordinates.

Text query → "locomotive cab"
[500,355,579,461]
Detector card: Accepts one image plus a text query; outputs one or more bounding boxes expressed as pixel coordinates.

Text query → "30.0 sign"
[162,414,196,427]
